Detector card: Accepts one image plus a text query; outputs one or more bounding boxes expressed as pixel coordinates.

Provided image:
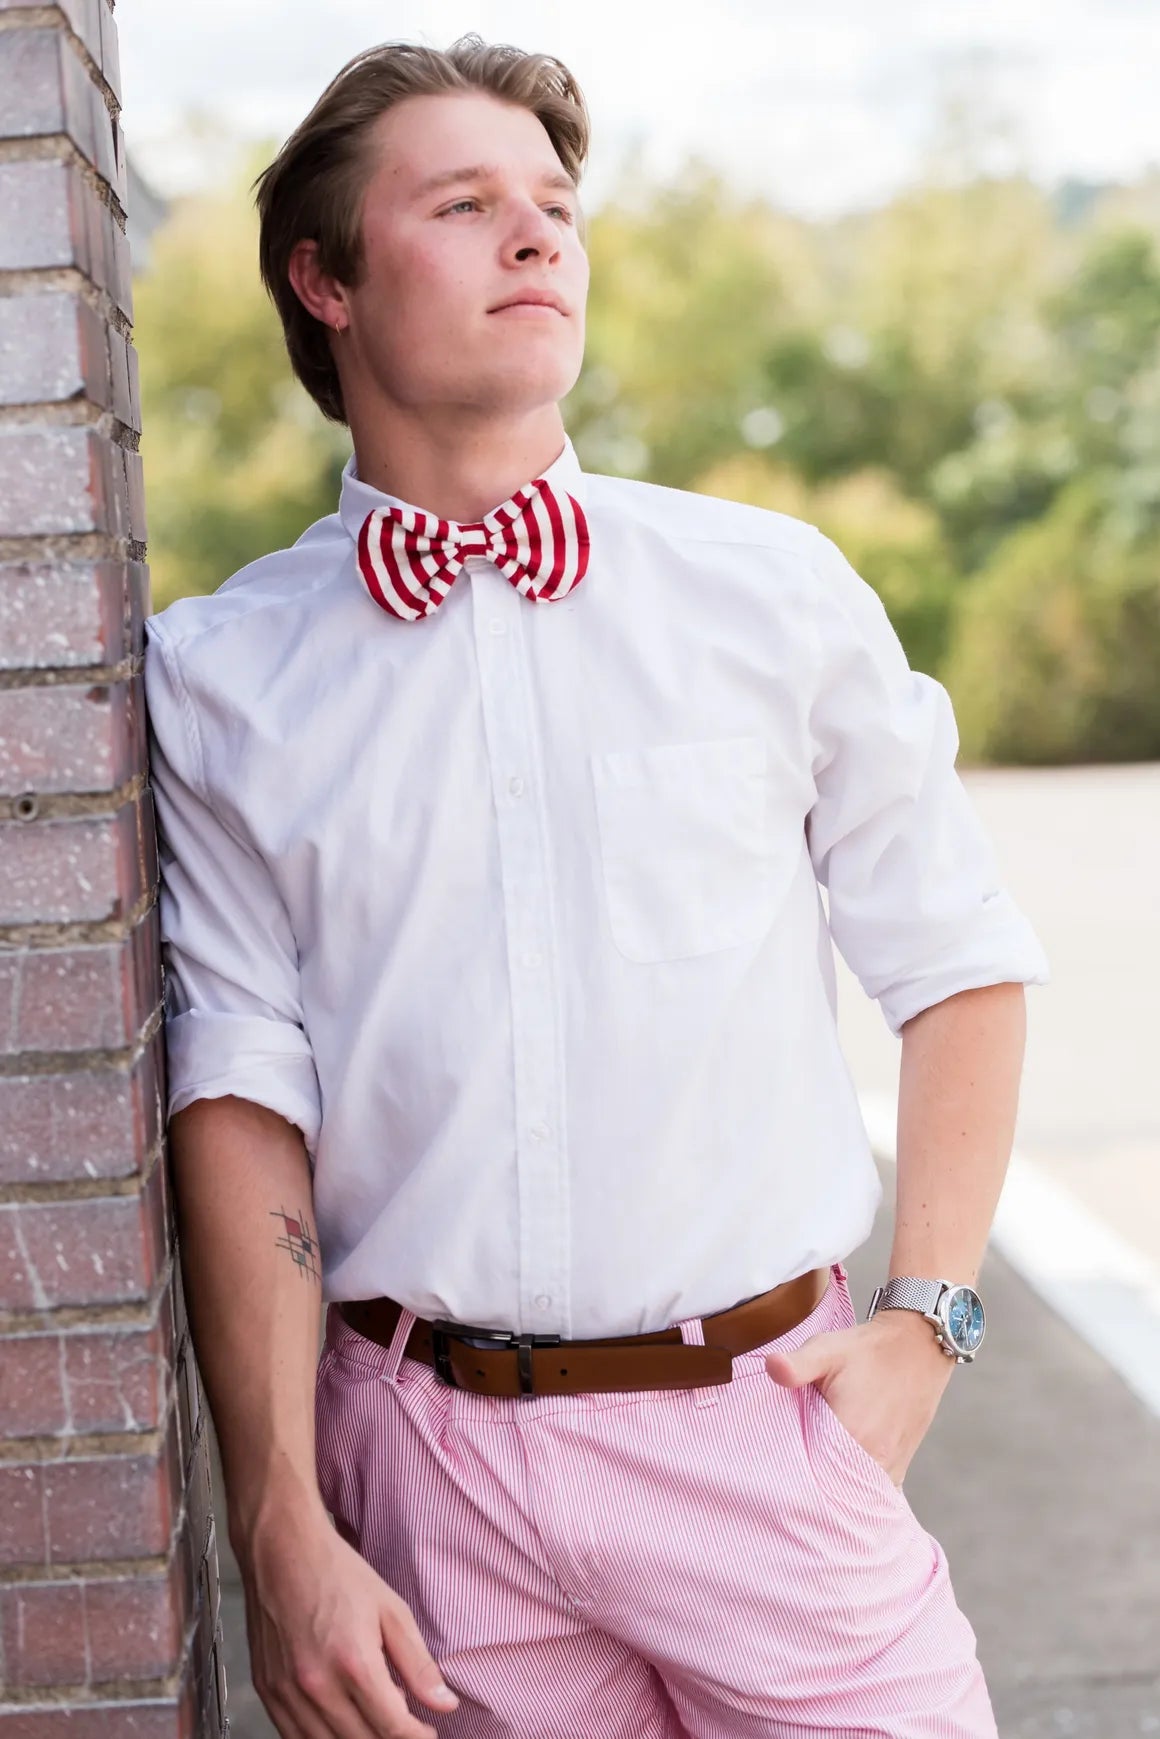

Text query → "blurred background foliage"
[135,136,1160,765]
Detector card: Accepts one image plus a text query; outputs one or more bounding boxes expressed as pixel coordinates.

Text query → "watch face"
[944,1286,985,1354]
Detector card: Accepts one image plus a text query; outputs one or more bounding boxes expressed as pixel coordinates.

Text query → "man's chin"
[464,362,581,417]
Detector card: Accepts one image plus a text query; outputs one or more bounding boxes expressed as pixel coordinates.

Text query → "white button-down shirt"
[143,435,1050,1338]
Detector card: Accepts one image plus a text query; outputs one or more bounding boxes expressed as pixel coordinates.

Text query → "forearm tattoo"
[270,1205,321,1283]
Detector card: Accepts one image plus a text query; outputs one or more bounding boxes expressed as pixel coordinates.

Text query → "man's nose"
[505,203,561,263]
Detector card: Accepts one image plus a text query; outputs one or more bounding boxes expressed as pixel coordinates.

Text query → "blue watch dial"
[945,1286,985,1352]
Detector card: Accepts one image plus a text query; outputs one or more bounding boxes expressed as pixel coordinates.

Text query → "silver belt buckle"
[429,1319,562,1394]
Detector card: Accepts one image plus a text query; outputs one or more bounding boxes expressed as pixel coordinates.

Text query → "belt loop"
[382,1305,418,1383]
[674,1313,720,1408]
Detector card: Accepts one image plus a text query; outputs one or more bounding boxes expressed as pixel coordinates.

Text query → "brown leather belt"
[337,1266,829,1398]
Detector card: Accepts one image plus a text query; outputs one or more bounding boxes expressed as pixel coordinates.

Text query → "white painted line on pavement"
[858,1090,1160,1419]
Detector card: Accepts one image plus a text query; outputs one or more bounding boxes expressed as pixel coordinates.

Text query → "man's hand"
[239,1499,460,1739]
[764,1308,955,1486]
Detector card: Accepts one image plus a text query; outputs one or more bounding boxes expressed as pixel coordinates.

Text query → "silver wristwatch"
[866,1276,986,1364]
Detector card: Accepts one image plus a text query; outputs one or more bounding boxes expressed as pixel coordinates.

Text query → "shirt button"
[488,618,506,635]
[508,775,525,797]
[523,949,543,970]
[534,1294,552,1311]
[529,1121,551,1142]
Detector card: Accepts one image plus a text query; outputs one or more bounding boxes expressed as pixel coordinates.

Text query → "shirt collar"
[337,432,587,546]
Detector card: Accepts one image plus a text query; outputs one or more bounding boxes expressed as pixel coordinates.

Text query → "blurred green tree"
[135,147,349,609]
[928,226,1160,573]
[945,477,1160,764]
[568,159,813,486]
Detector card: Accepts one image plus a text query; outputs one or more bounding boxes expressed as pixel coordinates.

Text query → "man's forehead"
[369,96,571,193]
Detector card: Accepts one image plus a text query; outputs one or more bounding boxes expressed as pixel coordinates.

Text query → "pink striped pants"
[315,1262,997,1737]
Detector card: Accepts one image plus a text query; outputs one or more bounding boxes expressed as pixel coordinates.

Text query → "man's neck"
[351,406,568,525]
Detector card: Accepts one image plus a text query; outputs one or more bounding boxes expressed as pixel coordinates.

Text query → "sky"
[114,0,1160,219]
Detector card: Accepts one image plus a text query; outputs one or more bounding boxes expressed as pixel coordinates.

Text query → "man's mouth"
[489,292,568,316]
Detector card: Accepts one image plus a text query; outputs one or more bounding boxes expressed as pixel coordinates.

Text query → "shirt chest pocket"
[589,734,793,963]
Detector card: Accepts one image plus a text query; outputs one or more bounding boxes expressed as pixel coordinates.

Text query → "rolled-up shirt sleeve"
[143,618,322,1154]
[803,528,1050,1036]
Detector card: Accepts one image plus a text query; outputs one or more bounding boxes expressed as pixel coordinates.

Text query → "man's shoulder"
[586,470,823,560]
[145,511,350,656]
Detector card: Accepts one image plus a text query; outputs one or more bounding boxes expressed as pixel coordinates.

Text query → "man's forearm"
[891,981,1028,1286]
[168,1094,327,1557]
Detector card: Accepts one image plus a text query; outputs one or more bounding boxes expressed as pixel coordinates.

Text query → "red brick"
[0,1039,163,1185]
[0,0,218,1716]
[172,1495,200,1633]
[97,9,121,106]
[0,908,159,1055]
[0,28,71,136]
[70,0,108,70]
[82,173,132,320]
[174,1348,203,1479]
[0,294,109,410]
[0,29,119,195]
[125,445,147,541]
[183,1422,214,1569]
[0,1332,69,1435]
[0,560,149,670]
[109,328,139,431]
[0,1462,49,1562]
[126,340,142,432]
[190,1565,216,1697]
[202,1516,220,1630]
[78,0,109,69]
[63,1307,174,1435]
[0,1411,181,1570]
[0,1698,193,1738]
[0,162,131,316]
[0,1,106,70]
[0,792,154,924]
[0,1580,87,1685]
[0,159,77,269]
[86,1565,190,1682]
[0,1311,171,1440]
[0,680,135,796]
[213,1632,228,1736]
[0,1159,167,1311]
[0,426,134,538]
[169,1254,188,1354]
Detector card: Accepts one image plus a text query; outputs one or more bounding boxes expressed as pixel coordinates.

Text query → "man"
[143,33,1049,1739]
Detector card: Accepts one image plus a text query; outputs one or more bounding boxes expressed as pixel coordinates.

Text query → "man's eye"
[442,199,479,215]
[547,205,574,222]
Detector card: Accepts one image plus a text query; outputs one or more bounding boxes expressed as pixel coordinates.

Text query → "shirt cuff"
[164,1010,323,1157]
[873,899,1051,1037]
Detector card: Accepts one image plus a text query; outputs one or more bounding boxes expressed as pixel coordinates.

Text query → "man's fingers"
[379,1592,459,1716]
[285,1651,437,1739]
[766,1327,846,1388]
[266,1676,370,1739]
[346,1660,440,1739]
[256,1691,311,1739]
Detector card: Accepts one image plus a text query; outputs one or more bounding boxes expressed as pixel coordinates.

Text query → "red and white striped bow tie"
[356,476,590,621]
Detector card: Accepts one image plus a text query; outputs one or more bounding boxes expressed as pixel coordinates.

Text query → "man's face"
[345,90,589,418]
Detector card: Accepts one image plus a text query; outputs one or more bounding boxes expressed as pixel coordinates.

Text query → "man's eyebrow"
[411,163,577,200]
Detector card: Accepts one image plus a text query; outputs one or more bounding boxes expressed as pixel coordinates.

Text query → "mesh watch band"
[873,1277,946,1316]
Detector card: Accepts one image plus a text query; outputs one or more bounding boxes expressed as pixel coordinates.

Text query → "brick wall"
[0,3,226,1733]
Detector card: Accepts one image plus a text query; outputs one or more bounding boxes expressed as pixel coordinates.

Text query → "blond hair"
[254,33,590,424]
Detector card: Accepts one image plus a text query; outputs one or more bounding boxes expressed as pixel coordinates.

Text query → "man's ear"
[287,238,349,331]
